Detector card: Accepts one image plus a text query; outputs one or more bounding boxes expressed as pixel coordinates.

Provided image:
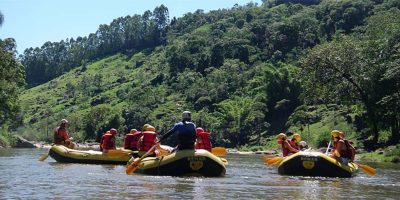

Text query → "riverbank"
[358,145,400,163]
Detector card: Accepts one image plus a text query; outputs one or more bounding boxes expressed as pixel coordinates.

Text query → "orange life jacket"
[100,133,116,151]
[138,131,156,151]
[124,132,142,150]
[195,131,212,152]
[54,126,69,144]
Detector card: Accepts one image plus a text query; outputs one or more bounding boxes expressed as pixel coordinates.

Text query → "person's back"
[161,111,197,150]
[195,127,212,152]
[137,125,157,156]
[124,129,142,151]
[100,129,117,153]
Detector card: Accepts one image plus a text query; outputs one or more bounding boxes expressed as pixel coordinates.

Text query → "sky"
[0,0,261,54]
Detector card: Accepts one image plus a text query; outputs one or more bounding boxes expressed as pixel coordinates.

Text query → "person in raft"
[54,119,76,149]
[330,130,356,165]
[160,111,197,151]
[100,128,117,153]
[290,133,302,150]
[124,129,142,151]
[277,133,299,157]
[137,124,158,157]
[195,127,212,152]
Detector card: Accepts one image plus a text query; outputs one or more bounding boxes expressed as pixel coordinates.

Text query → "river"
[0,148,399,199]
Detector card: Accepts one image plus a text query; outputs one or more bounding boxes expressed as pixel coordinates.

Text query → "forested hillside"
[9,0,400,150]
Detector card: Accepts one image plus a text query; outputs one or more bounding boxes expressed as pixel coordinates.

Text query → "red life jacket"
[333,139,353,159]
[138,131,156,151]
[195,131,212,152]
[54,127,68,144]
[281,140,295,157]
[124,132,142,150]
[290,139,299,150]
[339,139,353,159]
[100,133,116,151]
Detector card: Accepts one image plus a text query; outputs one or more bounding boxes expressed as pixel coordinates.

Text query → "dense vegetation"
[1,1,399,152]
[0,11,26,147]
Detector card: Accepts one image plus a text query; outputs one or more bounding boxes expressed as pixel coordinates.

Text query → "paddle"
[126,144,158,174]
[325,140,331,155]
[211,147,227,156]
[262,154,279,163]
[356,163,376,176]
[38,150,50,161]
[266,156,284,166]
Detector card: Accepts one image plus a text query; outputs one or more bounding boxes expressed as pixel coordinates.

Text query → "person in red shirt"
[195,127,212,152]
[277,133,298,157]
[100,128,117,153]
[54,119,75,149]
[124,129,142,151]
[290,133,301,151]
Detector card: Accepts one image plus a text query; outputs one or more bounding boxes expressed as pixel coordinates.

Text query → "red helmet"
[196,127,204,134]
[110,128,118,135]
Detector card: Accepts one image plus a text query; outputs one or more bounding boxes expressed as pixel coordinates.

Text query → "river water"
[0,148,399,199]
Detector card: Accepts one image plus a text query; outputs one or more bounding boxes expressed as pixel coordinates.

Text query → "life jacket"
[100,133,116,151]
[332,139,353,159]
[177,122,196,149]
[138,131,156,151]
[290,138,300,150]
[339,139,354,159]
[195,131,212,152]
[54,126,68,144]
[281,140,295,157]
[124,132,142,150]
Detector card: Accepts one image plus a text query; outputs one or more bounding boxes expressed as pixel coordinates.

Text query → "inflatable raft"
[49,145,137,165]
[278,151,358,178]
[130,149,227,177]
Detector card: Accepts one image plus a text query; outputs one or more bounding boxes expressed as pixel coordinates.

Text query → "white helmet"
[60,119,69,124]
[182,111,191,121]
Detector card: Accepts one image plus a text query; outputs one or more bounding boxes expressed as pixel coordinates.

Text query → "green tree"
[299,38,380,146]
[0,38,25,126]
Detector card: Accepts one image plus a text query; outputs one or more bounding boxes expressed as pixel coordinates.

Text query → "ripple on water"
[1,149,400,199]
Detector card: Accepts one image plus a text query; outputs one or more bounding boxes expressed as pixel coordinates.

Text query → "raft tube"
[132,149,227,177]
[278,151,358,178]
[49,145,137,165]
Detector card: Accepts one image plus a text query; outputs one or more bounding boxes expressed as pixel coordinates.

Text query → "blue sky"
[0,0,261,54]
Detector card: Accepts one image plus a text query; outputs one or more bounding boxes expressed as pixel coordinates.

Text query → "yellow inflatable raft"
[278,151,358,178]
[131,149,227,177]
[49,145,137,165]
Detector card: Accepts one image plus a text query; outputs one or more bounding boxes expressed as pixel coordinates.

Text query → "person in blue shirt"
[160,111,197,150]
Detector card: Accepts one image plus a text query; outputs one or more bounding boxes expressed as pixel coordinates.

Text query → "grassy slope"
[18,49,170,141]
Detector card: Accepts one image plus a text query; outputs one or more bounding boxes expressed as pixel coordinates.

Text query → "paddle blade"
[262,155,277,163]
[126,158,141,174]
[270,157,284,166]
[266,157,283,166]
[38,152,49,161]
[212,147,226,156]
[358,163,376,176]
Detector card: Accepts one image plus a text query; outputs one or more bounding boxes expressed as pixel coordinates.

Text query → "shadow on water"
[0,148,399,199]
